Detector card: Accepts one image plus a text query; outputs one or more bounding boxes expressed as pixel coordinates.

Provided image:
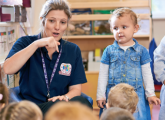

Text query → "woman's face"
[43,10,68,41]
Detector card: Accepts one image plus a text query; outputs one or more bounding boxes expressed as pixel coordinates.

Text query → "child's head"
[100,107,135,120]
[109,7,139,46]
[0,100,43,120]
[0,82,9,110]
[45,102,99,120]
[107,83,138,114]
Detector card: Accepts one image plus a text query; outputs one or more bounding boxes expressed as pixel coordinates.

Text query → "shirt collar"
[113,38,139,51]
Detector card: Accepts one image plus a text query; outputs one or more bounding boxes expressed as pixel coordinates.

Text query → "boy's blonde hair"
[0,82,9,105]
[107,83,138,114]
[0,100,43,120]
[109,7,138,25]
[45,102,99,120]
[100,107,135,120]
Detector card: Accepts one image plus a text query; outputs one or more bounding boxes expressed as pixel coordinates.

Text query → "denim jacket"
[101,38,151,120]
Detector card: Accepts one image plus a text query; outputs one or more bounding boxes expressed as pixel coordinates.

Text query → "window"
[152,0,165,19]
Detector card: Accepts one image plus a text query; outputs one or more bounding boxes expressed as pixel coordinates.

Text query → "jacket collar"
[113,38,139,52]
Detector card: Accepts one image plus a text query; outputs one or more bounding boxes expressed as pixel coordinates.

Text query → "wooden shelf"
[63,34,150,39]
[0,22,19,27]
[64,35,150,51]
[85,71,99,74]
[69,1,149,9]
[71,14,150,21]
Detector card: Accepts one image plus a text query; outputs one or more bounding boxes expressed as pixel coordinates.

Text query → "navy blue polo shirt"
[6,34,87,104]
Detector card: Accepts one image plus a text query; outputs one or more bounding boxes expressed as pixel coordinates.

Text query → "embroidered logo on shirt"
[59,63,72,76]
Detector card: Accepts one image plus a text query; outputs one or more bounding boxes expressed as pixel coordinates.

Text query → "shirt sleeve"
[6,36,33,74]
[6,37,29,59]
[141,63,156,98]
[140,47,151,65]
[97,63,109,100]
[101,46,110,65]
[69,46,87,86]
[154,36,165,83]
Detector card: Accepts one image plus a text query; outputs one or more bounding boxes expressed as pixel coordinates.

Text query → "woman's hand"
[48,95,69,102]
[35,37,60,52]
[148,96,161,105]
[97,99,106,108]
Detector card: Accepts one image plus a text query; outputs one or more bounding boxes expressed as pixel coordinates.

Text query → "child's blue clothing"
[101,39,151,120]
[154,36,165,120]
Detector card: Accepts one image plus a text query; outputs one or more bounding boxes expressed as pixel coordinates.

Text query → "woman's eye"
[61,21,66,24]
[49,20,55,23]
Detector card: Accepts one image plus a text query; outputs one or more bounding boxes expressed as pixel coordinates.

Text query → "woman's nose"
[54,22,60,30]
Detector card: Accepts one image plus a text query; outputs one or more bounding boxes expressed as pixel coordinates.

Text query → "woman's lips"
[52,33,59,37]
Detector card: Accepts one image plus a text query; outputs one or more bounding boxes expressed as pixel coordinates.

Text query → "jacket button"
[123,74,126,77]
[124,61,126,64]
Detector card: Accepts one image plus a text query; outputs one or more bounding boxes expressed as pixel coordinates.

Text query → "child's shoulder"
[136,43,148,52]
[105,44,116,50]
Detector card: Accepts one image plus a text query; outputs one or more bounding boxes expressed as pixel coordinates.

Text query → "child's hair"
[45,102,99,120]
[0,100,43,120]
[109,7,138,25]
[107,83,138,114]
[0,82,9,107]
[100,107,135,120]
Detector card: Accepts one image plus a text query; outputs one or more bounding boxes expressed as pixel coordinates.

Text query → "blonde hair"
[100,107,135,120]
[45,102,99,120]
[0,100,43,120]
[107,83,138,114]
[0,82,9,105]
[39,0,72,33]
[109,7,138,25]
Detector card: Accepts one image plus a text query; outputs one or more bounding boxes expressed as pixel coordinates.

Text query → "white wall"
[31,0,45,35]
[152,19,165,45]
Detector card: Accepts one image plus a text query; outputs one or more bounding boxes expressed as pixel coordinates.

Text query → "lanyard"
[38,34,62,99]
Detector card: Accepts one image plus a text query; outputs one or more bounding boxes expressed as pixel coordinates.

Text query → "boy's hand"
[147,96,161,105]
[97,100,106,108]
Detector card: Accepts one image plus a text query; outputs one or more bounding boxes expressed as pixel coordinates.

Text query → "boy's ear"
[134,24,139,33]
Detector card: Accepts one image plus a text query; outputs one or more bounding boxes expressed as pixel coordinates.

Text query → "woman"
[3,0,92,114]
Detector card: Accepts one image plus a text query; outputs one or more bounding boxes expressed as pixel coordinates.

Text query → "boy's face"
[111,14,139,46]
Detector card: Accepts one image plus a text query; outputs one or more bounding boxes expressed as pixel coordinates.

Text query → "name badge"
[59,63,72,76]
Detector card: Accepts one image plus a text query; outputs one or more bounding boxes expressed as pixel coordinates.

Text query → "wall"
[152,19,165,45]
[31,0,45,35]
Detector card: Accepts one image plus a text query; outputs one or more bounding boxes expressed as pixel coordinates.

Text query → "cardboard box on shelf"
[0,63,8,87]
[93,10,114,35]
[88,62,100,71]
[67,9,92,35]
[14,73,20,87]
